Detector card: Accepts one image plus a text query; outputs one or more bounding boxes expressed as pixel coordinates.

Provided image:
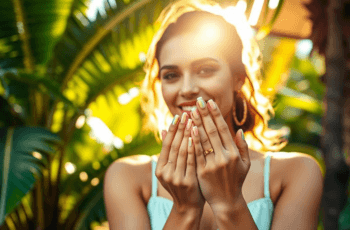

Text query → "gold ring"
[204,148,214,156]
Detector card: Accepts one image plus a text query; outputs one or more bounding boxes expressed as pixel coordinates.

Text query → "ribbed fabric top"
[147,152,274,230]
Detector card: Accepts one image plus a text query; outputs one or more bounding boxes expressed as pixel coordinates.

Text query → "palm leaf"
[60,132,161,229]
[256,0,285,40]
[0,126,61,226]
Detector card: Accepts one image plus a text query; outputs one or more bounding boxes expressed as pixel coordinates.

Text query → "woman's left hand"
[190,97,250,213]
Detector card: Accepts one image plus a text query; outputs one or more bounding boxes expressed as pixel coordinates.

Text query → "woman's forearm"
[212,196,258,230]
[163,206,203,230]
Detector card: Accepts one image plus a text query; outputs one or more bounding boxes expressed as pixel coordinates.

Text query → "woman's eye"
[198,67,215,74]
[163,73,178,80]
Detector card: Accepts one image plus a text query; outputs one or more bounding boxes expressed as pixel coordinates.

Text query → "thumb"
[235,129,250,165]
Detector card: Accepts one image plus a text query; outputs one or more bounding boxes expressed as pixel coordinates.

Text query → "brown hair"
[139,0,288,152]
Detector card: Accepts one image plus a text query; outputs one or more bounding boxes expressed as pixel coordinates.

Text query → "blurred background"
[0,0,349,229]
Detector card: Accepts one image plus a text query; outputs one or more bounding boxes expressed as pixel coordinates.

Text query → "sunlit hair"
[139,0,288,152]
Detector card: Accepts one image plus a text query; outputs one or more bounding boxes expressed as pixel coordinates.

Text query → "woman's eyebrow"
[159,65,177,72]
[160,58,219,72]
[191,57,219,66]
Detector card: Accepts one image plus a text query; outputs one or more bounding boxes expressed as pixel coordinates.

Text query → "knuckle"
[155,170,162,179]
[170,143,180,152]
[163,175,172,184]
[179,147,186,156]
[229,154,239,163]
[173,178,182,187]
[218,124,229,133]
[207,128,218,136]
[201,137,211,146]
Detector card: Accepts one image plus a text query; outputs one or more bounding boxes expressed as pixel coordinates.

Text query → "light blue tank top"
[147,152,274,230]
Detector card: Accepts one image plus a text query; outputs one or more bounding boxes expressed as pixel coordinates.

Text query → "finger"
[161,130,167,141]
[157,114,180,168]
[168,112,189,169]
[191,126,206,170]
[207,99,236,154]
[186,135,196,177]
[196,97,225,161]
[235,129,250,166]
[191,107,215,162]
[175,118,193,176]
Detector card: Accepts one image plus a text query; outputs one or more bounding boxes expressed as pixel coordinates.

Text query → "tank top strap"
[264,152,272,199]
[151,155,158,197]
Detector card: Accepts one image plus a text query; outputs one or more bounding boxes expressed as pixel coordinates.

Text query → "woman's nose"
[179,74,199,96]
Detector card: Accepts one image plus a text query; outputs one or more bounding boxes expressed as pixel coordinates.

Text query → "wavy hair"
[139,0,288,152]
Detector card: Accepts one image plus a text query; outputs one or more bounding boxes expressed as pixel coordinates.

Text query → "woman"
[103,0,324,229]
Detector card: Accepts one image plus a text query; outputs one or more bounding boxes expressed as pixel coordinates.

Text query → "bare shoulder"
[103,155,154,229]
[270,151,323,187]
[105,154,153,183]
[104,154,153,200]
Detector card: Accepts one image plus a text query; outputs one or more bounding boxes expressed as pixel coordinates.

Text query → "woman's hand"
[190,97,250,213]
[156,112,205,214]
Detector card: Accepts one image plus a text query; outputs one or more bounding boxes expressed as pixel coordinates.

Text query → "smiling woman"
[103,0,323,230]
[139,0,287,152]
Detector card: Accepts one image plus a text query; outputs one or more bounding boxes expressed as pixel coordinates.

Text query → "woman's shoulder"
[105,154,154,189]
[269,151,323,186]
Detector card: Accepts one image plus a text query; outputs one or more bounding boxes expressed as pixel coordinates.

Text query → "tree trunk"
[321,0,350,229]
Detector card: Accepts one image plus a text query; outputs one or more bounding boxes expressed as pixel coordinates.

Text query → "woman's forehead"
[159,31,228,65]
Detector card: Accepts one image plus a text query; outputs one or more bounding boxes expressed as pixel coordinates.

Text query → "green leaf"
[256,0,285,40]
[0,126,61,226]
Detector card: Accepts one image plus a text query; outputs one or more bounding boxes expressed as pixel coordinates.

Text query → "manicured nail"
[186,119,192,130]
[191,107,199,119]
[172,114,179,125]
[189,137,193,147]
[197,97,206,109]
[241,129,245,141]
[193,126,198,136]
[181,112,187,124]
[208,99,216,110]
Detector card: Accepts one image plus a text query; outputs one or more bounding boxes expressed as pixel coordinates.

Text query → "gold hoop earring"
[233,90,247,126]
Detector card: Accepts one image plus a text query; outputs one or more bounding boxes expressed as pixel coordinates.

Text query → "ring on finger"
[204,148,214,156]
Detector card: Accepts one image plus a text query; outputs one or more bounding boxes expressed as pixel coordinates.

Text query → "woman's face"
[158,19,244,121]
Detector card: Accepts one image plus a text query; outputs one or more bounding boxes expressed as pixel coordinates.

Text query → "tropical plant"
[0,0,322,229]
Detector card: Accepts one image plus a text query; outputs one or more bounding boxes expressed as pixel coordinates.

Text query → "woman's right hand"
[156,112,205,214]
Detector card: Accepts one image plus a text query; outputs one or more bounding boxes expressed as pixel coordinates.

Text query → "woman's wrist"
[173,203,205,217]
[210,194,246,217]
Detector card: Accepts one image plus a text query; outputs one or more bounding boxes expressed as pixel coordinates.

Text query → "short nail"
[193,126,198,136]
[181,112,187,123]
[241,129,245,140]
[172,114,179,125]
[208,99,216,110]
[186,119,192,130]
[197,97,206,109]
[191,107,199,119]
[189,137,192,147]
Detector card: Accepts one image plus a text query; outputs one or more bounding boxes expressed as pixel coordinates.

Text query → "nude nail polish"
[181,112,187,124]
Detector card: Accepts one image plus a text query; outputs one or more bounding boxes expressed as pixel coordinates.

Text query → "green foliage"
[0,127,61,226]
[0,0,329,229]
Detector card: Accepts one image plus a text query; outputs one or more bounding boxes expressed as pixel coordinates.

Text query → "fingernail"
[208,99,216,110]
[172,114,179,125]
[186,119,192,130]
[181,112,187,124]
[161,130,166,140]
[197,97,206,109]
[189,137,192,147]
[191,107,199,119]
[241,129,245,141]
[193,126,198,136]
